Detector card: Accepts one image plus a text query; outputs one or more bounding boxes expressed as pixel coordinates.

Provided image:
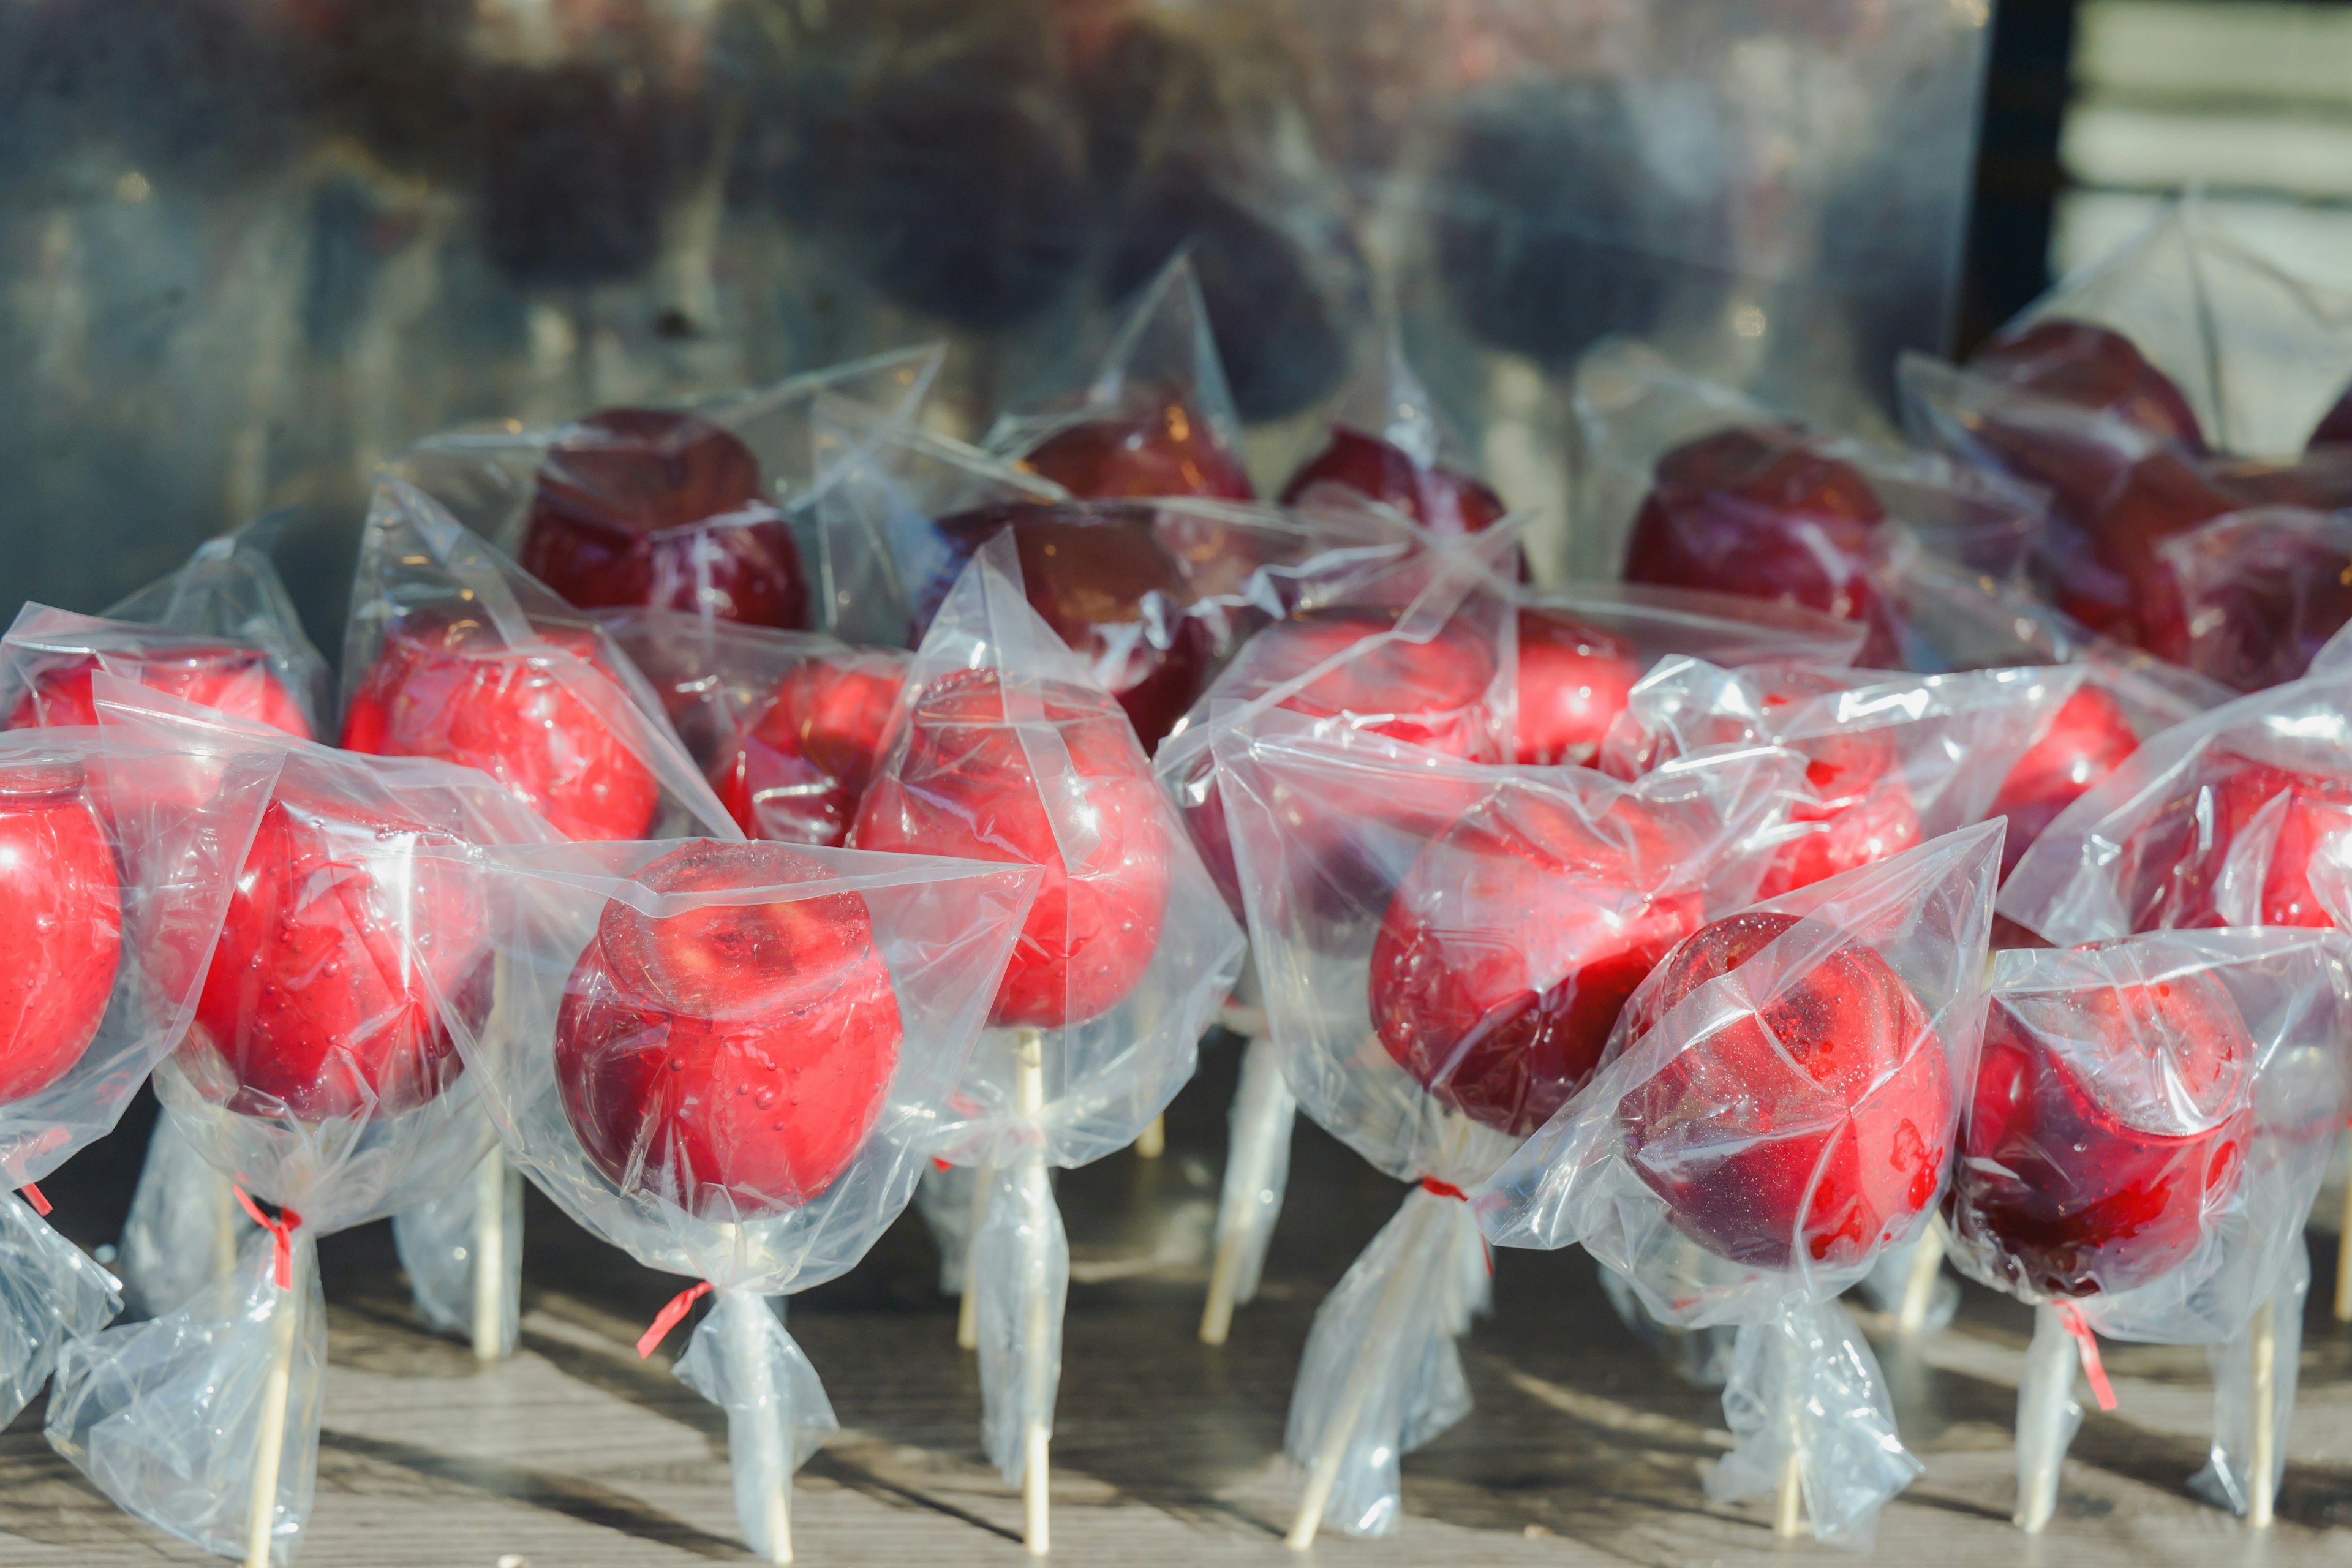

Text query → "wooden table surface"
[6,1038,2350,1567]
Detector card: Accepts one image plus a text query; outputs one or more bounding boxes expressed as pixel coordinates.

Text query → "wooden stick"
[213,1163,240,1284]
[1015,1028,1051,1556]
[719,1290,793,1564]
[1895,1215,1948,1336]
[243,1243,301,1568]
[1773,1452,1805,1539]
[1201,1036,1291,1346]
[2335,1131,2352,1322]
[2013,1304,2075,1533]
[956,1164,993,1352]
[1134,1115,1165,1160]
[471,1147,507,1364]
[2250,1295,2277,1529]
[1284,1194,1444,1551]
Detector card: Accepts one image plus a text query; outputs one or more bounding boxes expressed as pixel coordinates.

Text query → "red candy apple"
[1514,608,1643,767]
[2113,752,2352,930]
[341,611,660,842]
[1617,910,1949,1270]
[1280,427,1507,538]
[711,650,908,845]
[0,759,121,1103]
[924,503,1215,751]
[190,782,484,1121]
[1370,788,1701,1134]
[1751,669,1921,897]
[2142,508,2352,691]
[8,644,311,738]
[1970,319,2205,450]
[853,668,1169,1029]
[554,841,902,1216]
[1622,425,1887,633]
[2312,384,2352,451]
[1951,967,2251,1299]
[1991,684,2141,878]
[521,408,810,630]
[1018,398,1254,501]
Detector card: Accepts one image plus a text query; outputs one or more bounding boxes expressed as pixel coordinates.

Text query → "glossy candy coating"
[521,408,809,630]
[1970,320,2205,450]
[1019,400,1254,502]
[712,652,908,846]
[554,842,903,1218]
[1752,668,1921,897]
[853,668,1169,1030]
[1618,910,1948,1270]
[1514,608,1643,767]
[0,760,121,1104]
[2115,752,2352,930]
[1280,427,1506,539]
[341,611,660,842]
[1991,684,2141,878]
[8,644,310,738]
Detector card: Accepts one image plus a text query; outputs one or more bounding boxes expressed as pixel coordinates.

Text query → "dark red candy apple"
[1280,427,1506,538]
[2311,383,2352,451]
[0,759,121,1102]
[1622,425,1886,631]
[922,503,1215,751]
[1515,608,1643,767]
[9,644,311,738]
[1951,966,2252,1298]
[554,841,902,1216]
[853,668,1169,1029]
[1617,910,1948,1270]
[2141,508,2352,691]
[1751,669,1921,897]
[1018,399,1255,501]
[190,782,484,1121]
[1970,319,2206,451]
[2056,454,2238,646]
[341,611,660,842]
[521,409,810,630]
[2116,752,2352,930]
[1991,684,2141,878]
[711,650,909,845]
[1370,788,1701,1134]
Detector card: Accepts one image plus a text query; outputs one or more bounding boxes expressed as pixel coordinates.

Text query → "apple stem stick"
[2250,1295,2277,1529]
[243,1243,303,1568]
[1284,1193,1445,1551]
[957,1165,993,1352]
[2014,1304,2077,1532]
[1015,1027,1052,1556]
[717,1288,794,1564]
[1134,1117,1165,1159]
[1895,1215,1948,1336]
[1201,1035,1295,1346]
[471,1147,508,1364]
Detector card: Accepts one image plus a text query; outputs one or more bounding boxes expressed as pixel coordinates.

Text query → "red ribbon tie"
[2058,1303,2118,1412]
[637,1280,714,1360]
[1420,1178,1469,1201]
[232,1187,303,1291]
[18,1183,50,1218]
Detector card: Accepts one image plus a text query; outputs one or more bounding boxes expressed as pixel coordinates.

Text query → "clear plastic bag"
[386,345,945,630]
[1207,1034,1296,1322]
[912,1162,980,1297]
[1479,822,2005,1539]
[982,254,1254,502]
[116,1109,251,1322]
[419,834,1039,1561]
[1999,668,2352,943]
[1279,334,1506,541]
[2147,505,2352,692]
[849,535,1245,1531]
[1597,1265,1737,1388]
[1210,709,1806,1537]
[0,1191,121,1429]
[341,477,742,843]
[390,1146,523,1360]
[1943,930,2350,1527]
[2194,1246,2309,1521]
[51,684,564,1564]
[2,519,330,739]
[596,607,911,846]
[1599,657,2081,896]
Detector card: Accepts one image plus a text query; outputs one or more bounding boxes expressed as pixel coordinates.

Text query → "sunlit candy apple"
[7,644,311,738]
[1617,910,1948,1270]
[1622,425,1887,631]
[1750,669,1921,897]
[341,610,660,842]
[0,759,121,1102]
[2115,752,2352,930]
[1370,789,1701,1134]
[1514,608,1644,767]
[1018,399,1254,501]
[853,668,1169,1030]
[711,651,908,846]
[521,408,809,630]
[554,841,902,1216]
[1951,966,2252,1298]
[1970,319,2206,450]
[2140,508,2352,690]
[922,503,1215,752]
[1280,428,1506,539]
[1992,685,2141,879]
[189,782,484,1121]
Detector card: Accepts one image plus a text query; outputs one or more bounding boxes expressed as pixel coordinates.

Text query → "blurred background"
[0,0,2337,654]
